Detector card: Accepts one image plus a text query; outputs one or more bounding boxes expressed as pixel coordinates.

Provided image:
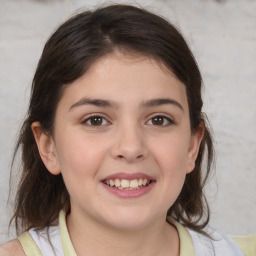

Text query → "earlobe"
[31,122,61,175]
[186,124,204,174]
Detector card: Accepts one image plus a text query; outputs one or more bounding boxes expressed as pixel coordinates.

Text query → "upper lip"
[102,172,155,181]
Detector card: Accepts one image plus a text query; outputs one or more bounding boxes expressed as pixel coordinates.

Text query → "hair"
[10,4,214,236]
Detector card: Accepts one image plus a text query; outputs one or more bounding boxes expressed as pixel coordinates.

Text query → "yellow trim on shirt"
[167,217,196,256]
[17,211,256,256]
[18,231,43,256]
[59,210,77,256]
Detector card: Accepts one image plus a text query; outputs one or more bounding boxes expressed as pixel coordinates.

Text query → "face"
[33,52,202,231]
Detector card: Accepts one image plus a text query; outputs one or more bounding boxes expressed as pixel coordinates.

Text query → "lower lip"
[101,182,155,198]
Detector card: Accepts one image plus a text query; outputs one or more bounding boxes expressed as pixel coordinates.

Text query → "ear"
[186,123,204,174]
[31,122,61,175]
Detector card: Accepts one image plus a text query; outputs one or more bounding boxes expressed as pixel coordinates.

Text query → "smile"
[101,173,155,198]
[103,178,151,190]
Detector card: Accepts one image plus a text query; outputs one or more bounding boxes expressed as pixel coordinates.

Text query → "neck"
[66,210,179,256]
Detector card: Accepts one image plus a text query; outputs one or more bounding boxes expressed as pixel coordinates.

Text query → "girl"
[0,4,255,256]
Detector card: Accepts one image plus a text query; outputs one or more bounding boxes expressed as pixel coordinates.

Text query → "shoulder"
[232,234,256,256]
[0,239,26,256]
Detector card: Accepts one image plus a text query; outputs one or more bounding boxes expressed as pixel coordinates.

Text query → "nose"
[111,123,148,163]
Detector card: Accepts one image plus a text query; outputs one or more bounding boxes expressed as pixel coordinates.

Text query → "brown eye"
[147,115,173,126]
[152,116,164,125]
[83,116,108,126]
[90,117,103,125]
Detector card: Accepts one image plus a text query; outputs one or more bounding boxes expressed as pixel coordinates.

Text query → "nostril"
[116,154,143,160]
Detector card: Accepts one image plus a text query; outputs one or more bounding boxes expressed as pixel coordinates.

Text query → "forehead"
[59,52,188,110]
[87,51,176,84]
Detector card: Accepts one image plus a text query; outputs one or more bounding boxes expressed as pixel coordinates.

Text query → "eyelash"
[146,115,174,127]
[81,115,110,127]
[81,114,174,127]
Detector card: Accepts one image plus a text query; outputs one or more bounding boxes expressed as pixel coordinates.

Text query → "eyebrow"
[141,98,184,111]
[70,98,117,110]
[69,97,183,111]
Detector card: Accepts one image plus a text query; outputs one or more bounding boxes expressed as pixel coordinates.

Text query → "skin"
[0,239,26,256]
[32,51,203,256]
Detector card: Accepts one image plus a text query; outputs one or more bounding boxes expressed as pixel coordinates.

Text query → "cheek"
[55,134,110,205]
[155,140,189,197]
[55,132,109,179]
[152,134,190,174]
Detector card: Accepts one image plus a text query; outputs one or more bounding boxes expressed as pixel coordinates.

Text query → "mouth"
[102,178,152,190]
[101,173,155,198]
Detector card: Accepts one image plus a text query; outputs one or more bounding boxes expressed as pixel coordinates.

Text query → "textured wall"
[0,0,255,243]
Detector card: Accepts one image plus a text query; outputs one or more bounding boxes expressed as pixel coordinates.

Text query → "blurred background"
[0,0,255,243]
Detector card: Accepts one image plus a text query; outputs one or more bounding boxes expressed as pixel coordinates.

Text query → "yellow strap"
[172,221,195,256]
[167,217,195,256]
[59,210,77,256]
[232,234,256,256]
[18,231,43,256]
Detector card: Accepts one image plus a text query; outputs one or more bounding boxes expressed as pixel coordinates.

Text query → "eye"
[147,115,174,126]
[82,116,109,126]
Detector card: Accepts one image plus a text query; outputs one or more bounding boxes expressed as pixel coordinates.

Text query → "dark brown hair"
[11,4,214,235]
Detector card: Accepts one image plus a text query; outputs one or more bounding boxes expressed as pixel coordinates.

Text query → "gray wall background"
[0,0,255,243]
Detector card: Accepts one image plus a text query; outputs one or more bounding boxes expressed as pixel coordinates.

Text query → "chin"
[108,219,150,231]
[101,209,156,231]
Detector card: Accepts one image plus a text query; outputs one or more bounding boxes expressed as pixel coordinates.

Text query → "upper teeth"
[105,178,150,190]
